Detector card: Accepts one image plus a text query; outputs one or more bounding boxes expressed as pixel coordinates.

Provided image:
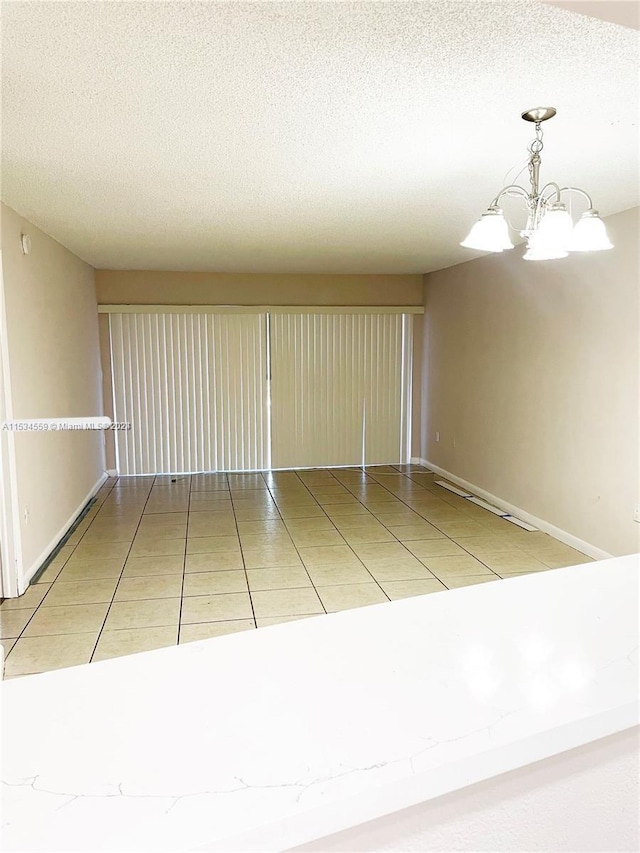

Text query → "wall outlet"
[453,436,457,448]
[24,507,29,525]
[634,505,640,523]
[435,431,440,443]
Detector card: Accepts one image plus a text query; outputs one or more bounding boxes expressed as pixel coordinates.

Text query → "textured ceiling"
[1,0,638,274]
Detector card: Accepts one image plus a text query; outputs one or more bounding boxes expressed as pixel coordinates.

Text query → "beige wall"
[1,204,104,585]
[419,207,639,557]
[95,270,423,307]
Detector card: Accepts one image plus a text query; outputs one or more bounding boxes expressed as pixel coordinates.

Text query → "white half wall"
[419,207,639,557]
[293,727,639,853]
[0,203,105,590]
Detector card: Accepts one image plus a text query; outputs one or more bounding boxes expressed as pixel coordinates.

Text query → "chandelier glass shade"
[461,108,613,261]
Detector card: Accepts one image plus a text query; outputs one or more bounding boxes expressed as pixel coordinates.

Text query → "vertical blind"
[270,313,412,468]
[107,309,412,474]
[109,312,269,474]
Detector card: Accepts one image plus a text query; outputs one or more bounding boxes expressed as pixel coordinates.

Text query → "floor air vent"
[435,480,538,531]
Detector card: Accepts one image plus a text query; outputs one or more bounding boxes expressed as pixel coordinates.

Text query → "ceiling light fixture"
[461,108,613,261]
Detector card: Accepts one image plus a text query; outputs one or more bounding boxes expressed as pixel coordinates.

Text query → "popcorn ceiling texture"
[1,1,638,273]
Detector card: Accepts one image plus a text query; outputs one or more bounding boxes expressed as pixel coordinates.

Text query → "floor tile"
[316,583,388,613]
[103,598,181,630]
[298,545,361,568]
[323,504,371,517]
[145,502,190,514]
[246,566,312,591]
[42,579,118,607]
[366,562,436,582]
[188,521,237,537]
[92,626,178,662]
[379,579,447,599]
[250,587,324,618]
[189,500,234,513]
[443,575,499,589]
[122,555,185,576]
[350,542,411,561]
[129,539,186,558]
[0,609,36,639]
[242,547,302,570]
[452,536,519,557]
[529,549,592,568]
[256,615,314,628]
[496,570,542,579]
[315,494,363,506]
[330,515,380,530]
[1,637,17,659]
[386,523,444,541]
[190,489,231,500]
[57,558,126,582]
[404,539,466,558]
[72,542,132,561]
[277,505,325,519]
[23,603,109,637]
[238,533,294,549]
[416,509,467,524]
[114,574,184,601]
[33,551,75,584]
[371,511,423,526]
[185,552,244,572]
[183,570,247,596]
[234,508,282,522]
[340,527,397,545]
[4,632,98,676]
[434,521,488,538]
[179,620,255,643]
[137,512,188,526]
[181,593,253,623]
[0,584,51,611]
[236,520,287,536]
[289,529,346,547]
[190,476,229,492]
[305,564,374,586]
[186,535,241,554]
[477,551,550,572]
[284,517,336,532]
[359,500,406,513]
[133,524,187,541]
[307,485,350,497]
[424,555,495,578]
[79,528,137,544]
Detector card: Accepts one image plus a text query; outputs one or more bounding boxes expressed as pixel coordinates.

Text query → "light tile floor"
[1,466,593,677]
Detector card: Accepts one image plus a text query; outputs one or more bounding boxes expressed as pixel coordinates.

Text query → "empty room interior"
[0,1,639,852]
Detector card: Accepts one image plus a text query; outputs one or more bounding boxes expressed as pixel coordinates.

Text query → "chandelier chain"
[528,122,544,155]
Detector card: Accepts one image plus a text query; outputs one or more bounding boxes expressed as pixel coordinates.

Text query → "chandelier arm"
[540,182,561,203]
[490,184,530,207]
[556,186,594,209]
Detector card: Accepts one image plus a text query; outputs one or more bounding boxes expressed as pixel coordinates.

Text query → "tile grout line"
[289,470,390,605]
[176,475,195,645]
[230,473,258,629]
[270,472,330,613]
[364,469,506,587]
[87,475,155,663]
[2,478,120,665]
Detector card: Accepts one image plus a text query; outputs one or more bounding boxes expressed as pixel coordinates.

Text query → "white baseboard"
[21,471,109,591]
[106,468,117,477]
[409,458,612,561]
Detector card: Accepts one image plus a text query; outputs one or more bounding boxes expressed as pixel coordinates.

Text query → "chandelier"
[461,107,613,261]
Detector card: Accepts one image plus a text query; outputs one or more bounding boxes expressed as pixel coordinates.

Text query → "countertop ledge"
[2,555,639,852]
